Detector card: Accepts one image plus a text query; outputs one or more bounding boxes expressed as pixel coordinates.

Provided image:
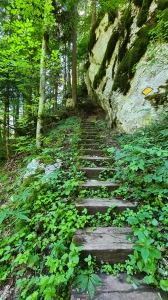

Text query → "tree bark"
[91,0,96,26]
[36,33,47,149]
[4,73,10,158]
[72,4,77,107]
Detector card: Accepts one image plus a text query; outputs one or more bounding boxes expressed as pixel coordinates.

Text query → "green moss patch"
[158,0,168,10]
[137,0,153,27]
[145,87,168,107]
[108,10,117,24]
[133,0,143,7]
[88,24,98,54]
[113,25,151,94]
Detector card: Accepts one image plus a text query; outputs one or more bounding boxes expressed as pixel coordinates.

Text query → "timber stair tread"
[73,227,133,264]
[79,155,112,160]
[71,120,167,299]
[75,197,135,214]
[71,273,167,300]
[80,180,119,191]
[80,149,105,156]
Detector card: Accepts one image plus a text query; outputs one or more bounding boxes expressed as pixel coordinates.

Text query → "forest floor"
[0,108,168,299]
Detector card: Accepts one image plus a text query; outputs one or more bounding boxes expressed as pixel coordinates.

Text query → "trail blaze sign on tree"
[142,87,153,95]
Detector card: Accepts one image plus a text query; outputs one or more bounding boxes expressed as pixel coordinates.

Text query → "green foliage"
[98,0,126,11]
[0,116,87,299]
[149,9,168,42]
[74,255,102,299]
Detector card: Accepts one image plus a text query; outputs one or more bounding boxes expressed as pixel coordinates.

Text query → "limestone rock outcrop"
[86,0,168,132]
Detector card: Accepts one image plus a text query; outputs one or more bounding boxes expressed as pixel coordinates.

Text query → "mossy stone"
[108,10,117,24]
[105,31,119,63]
[158,0,168,10]
[137,0,153,27]
[88,25,97,54]
[93,31,119,89]
[133,0,143,7]
[113,25,151,94]
[162,8,168,21]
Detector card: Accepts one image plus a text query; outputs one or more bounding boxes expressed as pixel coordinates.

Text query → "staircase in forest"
[71,121,167,300]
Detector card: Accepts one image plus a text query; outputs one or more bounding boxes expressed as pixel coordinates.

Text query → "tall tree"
[91,0,97,26]
[72,3,77,107]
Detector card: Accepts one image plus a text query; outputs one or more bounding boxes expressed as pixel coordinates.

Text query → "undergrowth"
[0,117,89,300]
[0,114,168,299]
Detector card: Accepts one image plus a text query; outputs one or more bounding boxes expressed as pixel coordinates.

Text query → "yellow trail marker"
[142,87,153,95]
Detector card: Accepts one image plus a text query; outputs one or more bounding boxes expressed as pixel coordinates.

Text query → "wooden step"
[80,180,119,191]
[80,149,105,156]
[80,144,101,150]
[78,167,115,179]
[82,130,98,134]
[83,139,100,144]
[82,134,99,138]
[73,227,133,264]
[76,198,135,214]
[71,273,167,300]
[79,156,113,163]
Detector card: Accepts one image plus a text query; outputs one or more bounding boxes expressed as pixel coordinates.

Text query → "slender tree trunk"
[36,33,47,149]
[67,42,72,96]
[91,0,96,26]
[53,82,58,114]
[4,74,10,158]
[72,4,77,107]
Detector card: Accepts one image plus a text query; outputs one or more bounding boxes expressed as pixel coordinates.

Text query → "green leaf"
[75,274,88,292]
[152,218,158,226]
[90,274,102,286]
[137,260,143,271]
[150,248,161,259]
[160,279,168,291]
[143,275,155,284]
[88,278,95,299]
[0,211,8,224]
[141,247,149,262]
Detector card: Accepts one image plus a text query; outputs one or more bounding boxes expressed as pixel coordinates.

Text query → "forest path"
[71,120,167,300]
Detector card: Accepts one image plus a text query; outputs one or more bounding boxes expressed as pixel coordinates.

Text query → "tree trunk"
[91,0,96,26]
[36,33,47,149]
[4,74,10,158]
[72,4,77,108]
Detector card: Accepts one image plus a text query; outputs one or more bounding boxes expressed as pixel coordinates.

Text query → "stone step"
[75,197,135,214]
[78,167,115,179]
[80,149,105,156]
[71,273,167,300]
[80,180,119,191]
[73,227,133,264]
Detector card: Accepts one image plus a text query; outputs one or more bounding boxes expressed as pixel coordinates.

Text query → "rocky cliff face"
[86,0,168,132]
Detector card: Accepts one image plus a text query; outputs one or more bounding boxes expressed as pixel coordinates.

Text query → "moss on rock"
[113,25,151,94]
[133,0,143,7]
[93,31,119,89]
[88,24,97,54]
[137,0,153,27]
[108,10,117,24]
[158,0,168,10]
